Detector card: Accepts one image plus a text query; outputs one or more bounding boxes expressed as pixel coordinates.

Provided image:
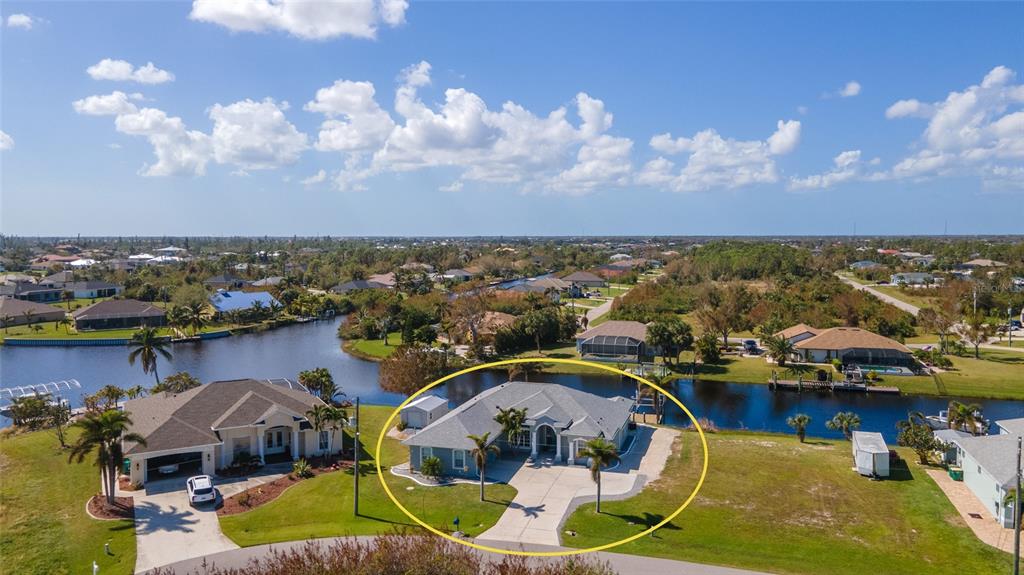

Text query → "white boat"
[925,409,990,434]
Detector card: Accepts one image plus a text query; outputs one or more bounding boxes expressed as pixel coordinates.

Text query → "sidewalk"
[926,469,1021,556]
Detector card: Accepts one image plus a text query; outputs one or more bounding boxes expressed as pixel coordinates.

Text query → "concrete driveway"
[477,425,678,546]
[130,465,290,574]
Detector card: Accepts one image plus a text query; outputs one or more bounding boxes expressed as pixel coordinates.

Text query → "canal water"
[2,316,1022,440]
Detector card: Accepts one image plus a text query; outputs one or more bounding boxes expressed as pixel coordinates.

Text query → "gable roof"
[403,395,448,412]
[209,290,280,313]
[794,327,910,352]
[251,276,285,287]
[72,299,165,321]
[0,297,65,317]
[123,378,324,455]
[774,323,821,340]
[995,418,1024,436]
[578,320,648,342]
[953,434,1022,488]
[367,272,396,287]
[402,382,633,450]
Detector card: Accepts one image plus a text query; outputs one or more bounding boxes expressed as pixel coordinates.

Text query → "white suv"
[186,475,216,505]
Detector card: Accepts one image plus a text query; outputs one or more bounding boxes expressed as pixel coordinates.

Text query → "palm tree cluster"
[167,301,212,337]
[946,400,986,435]
[298,367,342,404]
[305,404,349,465]
[494,406,529,451]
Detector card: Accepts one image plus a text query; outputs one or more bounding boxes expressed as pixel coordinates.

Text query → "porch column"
[291,430,299,460]
[257,430,265,462]
[530,427,538,458]
[568,440,575,465]
[555,430,562,462]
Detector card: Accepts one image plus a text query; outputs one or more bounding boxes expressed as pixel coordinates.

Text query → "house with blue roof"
[209,290,281,314]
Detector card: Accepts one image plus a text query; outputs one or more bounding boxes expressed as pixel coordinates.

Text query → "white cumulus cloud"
[305,80,395,152]
[789,150,862,190]
[6,13,33,29]
[0,130,14,150]
[72,91,140,116]
[87,59,175,84]
[189,0,407,40]
[301,169,328,185]
[209,98,308,169]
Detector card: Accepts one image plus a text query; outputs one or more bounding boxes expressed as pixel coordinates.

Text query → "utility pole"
[1009,307,1014,348]
[354,396,360,516]
[1014,435,1020,575]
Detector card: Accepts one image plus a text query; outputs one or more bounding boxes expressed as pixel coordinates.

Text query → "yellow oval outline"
[373,357,709,557]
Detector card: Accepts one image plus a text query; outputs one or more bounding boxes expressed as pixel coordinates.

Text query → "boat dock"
[768,374,899,394]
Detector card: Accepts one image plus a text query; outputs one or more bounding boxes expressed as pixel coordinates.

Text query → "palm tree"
[56,316,72,334]
[185,301,211,336]
[68,410,146,506]
[2,314,12,334]
[506,362,544,382]
[576,437,621,513]
[125,385,148,400]
[896,410,928,433]
[95,384,126,410]
[494,407,528,453]
[128,326,172,386]
[468,432,501,501]
[947,401,984,435]
[825,411,861,440]
[306,404,335,466]
[764,335,796,367]
[786,413,812,443]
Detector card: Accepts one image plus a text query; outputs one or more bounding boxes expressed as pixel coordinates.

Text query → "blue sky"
[1,1,1022,236]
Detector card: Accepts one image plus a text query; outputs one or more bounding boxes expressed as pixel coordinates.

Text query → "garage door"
[146,451,203,481]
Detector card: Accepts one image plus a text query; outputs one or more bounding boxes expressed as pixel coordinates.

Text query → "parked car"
[186,475,216,505]
[743,339,759,353]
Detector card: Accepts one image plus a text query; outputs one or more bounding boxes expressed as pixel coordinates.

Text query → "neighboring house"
[367,272,397,288]
[251,276,285,288]
[890,272,938,286]
[773,323,821,346]
[204,273,250,290]
[561,271,607,288]
[72,299,166,330]
[66,281,123,299]
[0,297,66,326]
[39,271,75,286]
[576,320,654,362]
[329,280,387,294]
[155,246,188,257]
[609,253,632,261]
[400,395,450,429]
[932,428,971,465]
[29,254,79,271]
[122,378,328,485]
[69,258,97,268]
[402,382,635,478]
[950,434,1021,527]
[792,327,915,368]
[961,258,1008,269]
[475,311,517,344]
[209,290,281,314]
[106,258,142,272]
[910,255,936,267]
[442,269,473,282]
[849,260,881,271]
[400,262,435,273]
[0,282,63,303]
[995,418,1024,436]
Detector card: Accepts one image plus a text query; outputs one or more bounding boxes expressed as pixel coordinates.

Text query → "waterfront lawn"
[218,404,516,546]
[343,332,402,359]
[0,322,234,343]
[563,431,1012,575]
[0,428,136,575]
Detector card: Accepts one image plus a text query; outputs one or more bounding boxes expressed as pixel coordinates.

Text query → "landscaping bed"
[87,494,135,520]
[218,460,352,516]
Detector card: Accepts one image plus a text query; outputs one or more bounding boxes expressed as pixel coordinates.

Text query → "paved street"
[835,274,921,316]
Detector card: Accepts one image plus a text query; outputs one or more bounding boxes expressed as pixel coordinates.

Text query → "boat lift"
[0,379,81,405]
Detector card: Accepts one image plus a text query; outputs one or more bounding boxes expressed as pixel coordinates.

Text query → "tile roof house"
[122,378,330,485]
[402,382,635,478]
[0,297,67,327]
[791,326,914,368]
[72,299,166,330]
[773,323,821,345]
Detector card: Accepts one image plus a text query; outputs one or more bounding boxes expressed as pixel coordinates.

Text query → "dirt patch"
[87,494,134,520]
[217,460,351,516]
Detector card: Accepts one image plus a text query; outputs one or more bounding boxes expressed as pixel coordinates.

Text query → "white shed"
[400,395,449,429]
[851,431,890,478]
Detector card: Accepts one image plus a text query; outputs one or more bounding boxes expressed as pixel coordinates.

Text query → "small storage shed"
[851,431,890,478]
[400,395,449,429]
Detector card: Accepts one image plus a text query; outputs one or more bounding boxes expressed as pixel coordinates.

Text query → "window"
[453,449,465,470]
[421,447,433,464]
[319,430,329,450]
[266,433,273,448]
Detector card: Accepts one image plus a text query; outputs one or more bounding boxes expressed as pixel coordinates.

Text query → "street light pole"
[354,396,360,516]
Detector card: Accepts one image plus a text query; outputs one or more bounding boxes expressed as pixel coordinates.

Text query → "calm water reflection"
[2,316,1022,440]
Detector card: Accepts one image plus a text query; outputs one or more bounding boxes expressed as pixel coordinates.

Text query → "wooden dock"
[768,378,900,394]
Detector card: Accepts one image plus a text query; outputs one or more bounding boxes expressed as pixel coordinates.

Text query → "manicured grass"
[563,430,1012,575]
[1,322,233,342]
[218,405,516,546]
[593,286,630,297]
[343,332,402,359]
[1,428,136,575]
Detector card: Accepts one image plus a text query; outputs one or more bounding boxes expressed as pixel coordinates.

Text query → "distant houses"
[204,273,251,290]
[561,270,607,288]
[330,280,388,294]
[72,299,167,330]
[442,268,473,282]
[848,260,881,271]
[890,272,938,286]
[0,297,66,326]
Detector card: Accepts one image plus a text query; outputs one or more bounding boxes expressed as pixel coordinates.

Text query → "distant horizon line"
[3,233,1024,241]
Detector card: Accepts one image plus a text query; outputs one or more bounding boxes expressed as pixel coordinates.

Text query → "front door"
[265,427,291,455]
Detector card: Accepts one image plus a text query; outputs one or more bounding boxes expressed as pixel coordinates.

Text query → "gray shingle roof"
[72,299,165,321]
[954,434,1023,488]
[402,382,633,450]
[123,378,323,456]
[996,418,1024,436]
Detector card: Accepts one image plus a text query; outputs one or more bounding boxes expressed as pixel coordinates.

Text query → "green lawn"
[1,429,136,574]
[342,332,402,359]
[0,321,235,343]
[593,286,630,297]
[563,430,1012,575]
[218,405,516,546]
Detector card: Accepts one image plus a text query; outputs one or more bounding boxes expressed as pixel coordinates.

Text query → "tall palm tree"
[56,316,72,334]
[494,407,528,453]
[825,411,861,440]
[786,413,812,443]
[947,401,984,435]
[68,410,146,506]
[468,432,501,501]
[185,301,211,336]
[128,326,172,386]
[577,437,621,513]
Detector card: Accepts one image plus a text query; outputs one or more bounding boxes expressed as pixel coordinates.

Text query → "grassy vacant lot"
[0,429,136,574]
[218,405,516,547]
[342,331,402,360]
[564,430,1012,575]
[871,286,941,311]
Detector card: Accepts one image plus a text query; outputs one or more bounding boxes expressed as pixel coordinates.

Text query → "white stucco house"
[122,378,334,486]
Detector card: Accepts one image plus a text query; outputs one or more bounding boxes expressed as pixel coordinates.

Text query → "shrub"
[420,455,443,479]
[292,458,314,479]
[396,420,408,432]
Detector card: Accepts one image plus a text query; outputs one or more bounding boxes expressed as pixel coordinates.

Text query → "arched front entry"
[531,424,563,462]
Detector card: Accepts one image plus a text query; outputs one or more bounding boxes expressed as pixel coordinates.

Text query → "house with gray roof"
[122,378,329,485]
[950,433,1022,527]
[402,382,635,479]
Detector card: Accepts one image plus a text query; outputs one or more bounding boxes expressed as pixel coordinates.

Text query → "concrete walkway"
[926,469,1021,556]
[128,466,290,573]
[147,535,769,575]
[836,274,921,316]
[477,425,679,546]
